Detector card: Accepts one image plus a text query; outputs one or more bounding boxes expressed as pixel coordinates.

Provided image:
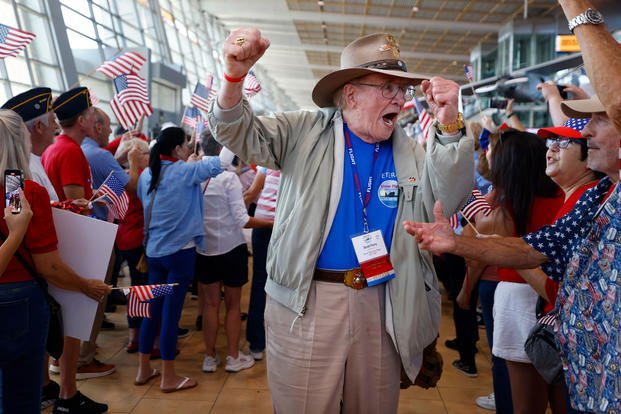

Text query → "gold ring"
[234,36,246,46]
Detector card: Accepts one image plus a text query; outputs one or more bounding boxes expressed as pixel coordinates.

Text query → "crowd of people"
[0,0,619,413]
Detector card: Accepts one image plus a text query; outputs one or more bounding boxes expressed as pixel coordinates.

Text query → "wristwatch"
[436,112,465,134]
[568,8,604,33]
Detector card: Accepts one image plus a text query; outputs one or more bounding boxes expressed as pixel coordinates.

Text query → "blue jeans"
[120,246,149,329]
[139,248,195,360]
[0,280,49,414]
[479,280,513,414]
[246,227,272,353]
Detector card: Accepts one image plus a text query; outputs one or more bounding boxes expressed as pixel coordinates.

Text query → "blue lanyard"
[344,129,380,233]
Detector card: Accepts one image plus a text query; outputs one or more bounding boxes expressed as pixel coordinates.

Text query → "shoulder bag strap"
[0,229,49,292]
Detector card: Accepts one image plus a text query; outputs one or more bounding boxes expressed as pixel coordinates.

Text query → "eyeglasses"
[352,81,416,101]
[545,138,580,150]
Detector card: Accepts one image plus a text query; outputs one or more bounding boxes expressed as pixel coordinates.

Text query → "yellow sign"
[556,35,581,52]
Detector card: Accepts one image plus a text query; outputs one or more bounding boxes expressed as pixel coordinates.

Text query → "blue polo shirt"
[82,137,130,220]
[316,125,398,270]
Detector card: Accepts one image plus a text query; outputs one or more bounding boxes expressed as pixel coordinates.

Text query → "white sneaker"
[250,349,264,360]
[475,392,496,411]
[225,352,255,372]
[202,354,220,373]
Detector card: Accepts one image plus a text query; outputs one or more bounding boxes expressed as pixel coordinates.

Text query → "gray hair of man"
[24,112,50,133]
[126,137,149,153]
[0,109,33,180]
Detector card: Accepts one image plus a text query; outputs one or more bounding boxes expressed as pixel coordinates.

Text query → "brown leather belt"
[313,268,367,290]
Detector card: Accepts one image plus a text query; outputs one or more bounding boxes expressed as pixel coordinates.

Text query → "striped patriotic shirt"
[254,168,280,220]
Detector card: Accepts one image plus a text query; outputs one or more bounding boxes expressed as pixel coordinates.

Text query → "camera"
[489,98,508,110]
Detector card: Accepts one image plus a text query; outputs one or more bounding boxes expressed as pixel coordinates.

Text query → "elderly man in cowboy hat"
[208,28,473,413]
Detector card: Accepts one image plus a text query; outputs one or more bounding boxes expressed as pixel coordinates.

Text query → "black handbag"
[0,231,64,359]
[524,310,563,385]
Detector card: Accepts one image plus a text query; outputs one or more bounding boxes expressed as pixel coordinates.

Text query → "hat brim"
[312,67,428,108]
[560,96,604,118]
[536,126,585,139]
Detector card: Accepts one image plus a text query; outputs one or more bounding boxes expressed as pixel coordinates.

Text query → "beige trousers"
[265,281,401,414]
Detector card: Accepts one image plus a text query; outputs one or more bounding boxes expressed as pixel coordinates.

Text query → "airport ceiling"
[201,0,562,109]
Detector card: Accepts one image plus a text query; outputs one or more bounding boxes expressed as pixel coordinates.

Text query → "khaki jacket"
[208,99,473,381]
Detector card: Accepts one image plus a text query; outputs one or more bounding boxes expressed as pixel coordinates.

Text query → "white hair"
[24,112,50,132]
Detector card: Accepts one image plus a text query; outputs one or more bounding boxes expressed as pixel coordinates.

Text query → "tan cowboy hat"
[561,95,605,118]
[312,33,428,108]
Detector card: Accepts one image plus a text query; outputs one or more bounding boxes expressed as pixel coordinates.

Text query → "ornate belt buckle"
[344,269,367,290]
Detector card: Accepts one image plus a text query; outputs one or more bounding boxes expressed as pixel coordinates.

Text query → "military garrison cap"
[1,87,53,122]
[52,86,92,121]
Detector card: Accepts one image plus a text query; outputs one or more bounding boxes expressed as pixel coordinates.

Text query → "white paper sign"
[49,208,118,341]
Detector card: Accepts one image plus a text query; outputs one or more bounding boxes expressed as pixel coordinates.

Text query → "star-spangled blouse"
[523,177,620,413]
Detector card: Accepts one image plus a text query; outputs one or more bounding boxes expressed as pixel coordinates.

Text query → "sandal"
[126,341,139,354]
[161,376,197,393]
[134,368,160,386]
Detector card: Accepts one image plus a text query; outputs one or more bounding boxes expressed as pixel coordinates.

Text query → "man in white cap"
[405,94,619,413]
[208,28,473,412]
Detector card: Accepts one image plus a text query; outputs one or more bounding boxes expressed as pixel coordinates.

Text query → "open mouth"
[382,112,398,127]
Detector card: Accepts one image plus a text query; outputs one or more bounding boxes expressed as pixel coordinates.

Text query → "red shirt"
[105,133,148,155]
[0,181,58,283]
[41,134,93,201]
[116,192,144,250]
[543,181,599,313]
[498,194,564,283]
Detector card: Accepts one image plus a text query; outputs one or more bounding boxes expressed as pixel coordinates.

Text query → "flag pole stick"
[458,209,481,237]
[111,283,180,290]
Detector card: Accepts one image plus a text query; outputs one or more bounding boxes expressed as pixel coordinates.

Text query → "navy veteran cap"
[1,87,53,122]
[53,87,92,121]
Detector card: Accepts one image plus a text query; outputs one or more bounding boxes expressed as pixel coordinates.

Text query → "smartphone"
[490,98,508,109]
[4,169,24,214]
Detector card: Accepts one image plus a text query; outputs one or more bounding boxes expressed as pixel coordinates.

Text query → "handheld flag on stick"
[97,171,129,220]
[0,23,36,59]
[244,70,262,98]
[113,73,149,106]
[126,284,175,318]
[412,98,433,142]
[191,75,217,112]
[97,51,146,78]
[460,189,491,222]
[110,96,152,130]
[181,106,203,129]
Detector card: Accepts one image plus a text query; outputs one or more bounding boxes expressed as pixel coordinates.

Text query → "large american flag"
[190,75,216,112]
[97,51,146,79]
[0,23,36,59]
[244,70,262,98]
[113,73,149,106]
[110,95,152,130]
[460,189,491,221]
[412,98,433,141]
[98,171,129,220]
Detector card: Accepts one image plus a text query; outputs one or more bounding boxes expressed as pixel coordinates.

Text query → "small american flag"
[190,75,217,112]
[97,51,146,79]
[181,106,202,128]
[88,89,100,106]
[127,291,150,318]
[0,23,36,59]
[113,73,149,106]
[98,171,129,220]
[412,98,433,141]
[130,284,174,303]
[449,213,460,229]
[460,189,491,221]
[110,95,152,130]
[244,70,262,98]
[464,65,474,83]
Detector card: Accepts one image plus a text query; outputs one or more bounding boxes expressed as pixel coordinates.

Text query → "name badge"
[351,230,395,286]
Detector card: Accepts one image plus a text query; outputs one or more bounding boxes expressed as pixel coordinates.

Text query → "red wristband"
[224,73,247,83]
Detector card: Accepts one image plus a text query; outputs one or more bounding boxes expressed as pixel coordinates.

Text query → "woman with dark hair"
[484,129,565,414]
[134,126,232,393]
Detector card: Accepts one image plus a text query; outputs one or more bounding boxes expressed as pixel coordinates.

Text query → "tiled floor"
[44,266,497,414]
